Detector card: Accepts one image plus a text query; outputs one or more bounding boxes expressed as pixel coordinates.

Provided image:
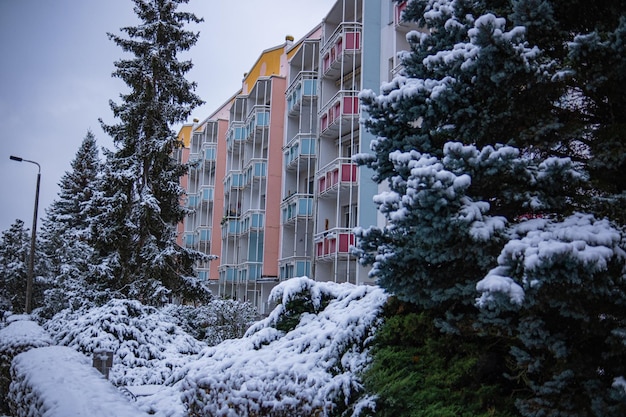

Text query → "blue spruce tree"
[357,0,626,415]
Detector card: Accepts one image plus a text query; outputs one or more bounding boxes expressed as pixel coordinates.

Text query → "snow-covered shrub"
[8,346,151,417]
[178,277,388,416]
[44,299,206,386]
[162,298,257,346]
[0,317,53,413]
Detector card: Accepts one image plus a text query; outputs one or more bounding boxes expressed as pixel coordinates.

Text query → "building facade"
[179,0,416,313]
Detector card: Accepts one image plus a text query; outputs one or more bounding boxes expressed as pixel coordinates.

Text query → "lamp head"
[9,155,23,162]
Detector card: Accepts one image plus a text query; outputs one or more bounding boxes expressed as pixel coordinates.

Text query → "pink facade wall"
[209,118,229,281]
[262,76,287,278]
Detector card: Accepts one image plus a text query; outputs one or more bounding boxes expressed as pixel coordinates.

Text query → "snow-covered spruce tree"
[93,0,210,304]
[356,1,626,415]
[38,131,106,317]
[0,220,46,314]
[0,220,30,314]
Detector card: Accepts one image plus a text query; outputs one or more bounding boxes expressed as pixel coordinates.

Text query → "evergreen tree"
[0,220,45,314]
[357,1,626,415]
[93,0,209,304]
[39,131,105,317]
[0,220,29,313]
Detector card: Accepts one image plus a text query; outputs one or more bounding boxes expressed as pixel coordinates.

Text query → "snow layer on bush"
[8,346,151,417]
[175,278,388,416]
[0,319,53,353]
[44,299,206,386]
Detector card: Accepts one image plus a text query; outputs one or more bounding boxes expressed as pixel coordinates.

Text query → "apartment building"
[180,0,416,313]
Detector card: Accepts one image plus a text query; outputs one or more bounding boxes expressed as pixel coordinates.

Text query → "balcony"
[219,265,238,282]
[279,257,311,280]
[245,106,270,141]
[204,145,217,162]
[281,193,314,224]
[314,228,355,261]
[284,135,316,171]
[227,122,246,150]
[197,227,211,243]
[221,218,240,239]
[224,171,243,195]
[321,23,362,78]
[242,159,267,188]
[317,158,358,197]
[286,72,318,115]
[186,194,200,209]
[196,270,209,282]
[184,232,198,249]
[199,186,214,205]
[319,90,360,137]
[240,210,265,235]
[239,262,263,282]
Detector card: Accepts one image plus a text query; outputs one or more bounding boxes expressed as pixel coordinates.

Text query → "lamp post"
[9,155,41,314]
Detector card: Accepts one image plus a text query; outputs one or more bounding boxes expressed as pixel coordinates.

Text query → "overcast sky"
[0,0,336,234]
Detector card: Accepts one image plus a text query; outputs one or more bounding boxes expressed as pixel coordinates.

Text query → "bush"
[179,278,388,416]
[163,298,257,346]
[0,317,52,414]
[362,299,518,417]
[44,299,206,386]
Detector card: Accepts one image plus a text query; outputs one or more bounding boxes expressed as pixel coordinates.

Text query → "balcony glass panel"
[186,195,199,208]
[205,147,216,161]
[199,229,211,242]
[300,138,315,155]
[184,233,197,247]
[296,260,310,277]
[298,197,313,216]
[302,79,317,96]
[201,187,214,203]
[219,267,237,282]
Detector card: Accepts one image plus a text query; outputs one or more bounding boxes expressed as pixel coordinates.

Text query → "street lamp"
[9,155,41,314]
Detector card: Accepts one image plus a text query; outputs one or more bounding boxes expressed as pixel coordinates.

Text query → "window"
[343,205,357,228]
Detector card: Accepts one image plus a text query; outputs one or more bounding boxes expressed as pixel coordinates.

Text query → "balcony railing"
[184,232,198,248]
[200,186,214,205]
[240,210,265,234]
[186,194,200,209]
[286,72,318,114]
[227,122,246,150]
[319,90,360,135]
[284,135,316,170]
[281,193,314,223]
[314,228,355,260]
[224,171,243,194]
[279,257,311,280]
[197,227,211,243]
[221,218,240,238]
[243,159,267,187]
[218,265,238,282]
[245,106,270,141]
[321,22,362,77]
[239,262,263,282]
[204,145,217,162]
[317,158,358,196]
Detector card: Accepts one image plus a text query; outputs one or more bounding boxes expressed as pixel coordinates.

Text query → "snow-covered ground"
[1,278,387,417]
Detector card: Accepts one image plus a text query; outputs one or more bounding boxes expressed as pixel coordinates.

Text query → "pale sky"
[0,0,336,233]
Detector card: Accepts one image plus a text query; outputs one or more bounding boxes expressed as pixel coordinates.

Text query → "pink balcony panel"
[338,233,355,252]
[341,164,357,182]
[343,96,359,114]
[345,32,361,50]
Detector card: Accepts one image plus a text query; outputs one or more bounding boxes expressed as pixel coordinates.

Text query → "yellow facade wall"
[177,123,193,148]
